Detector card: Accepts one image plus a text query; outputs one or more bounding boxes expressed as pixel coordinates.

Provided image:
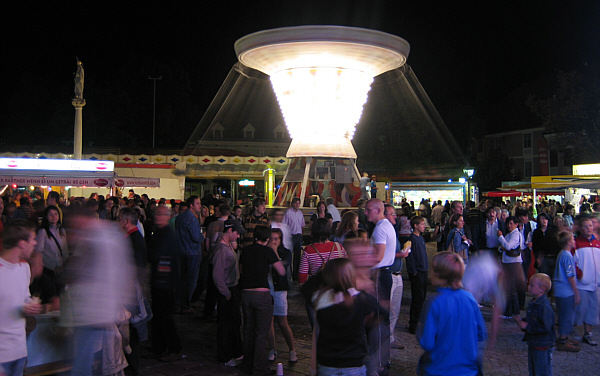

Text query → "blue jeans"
[318,364,367,376]
[70,326,106,376]
[528,346,552,376]
[555,295,575,337]
[180,253,202,308]
[1,357,26,376]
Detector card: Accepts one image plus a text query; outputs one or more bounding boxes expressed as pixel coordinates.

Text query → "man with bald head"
[365,198,396,374]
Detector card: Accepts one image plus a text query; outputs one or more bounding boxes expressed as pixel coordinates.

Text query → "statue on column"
[74,59,84,100]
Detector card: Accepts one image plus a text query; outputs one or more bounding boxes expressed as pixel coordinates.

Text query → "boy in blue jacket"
[418,252,487,376]
[515,273,555,376]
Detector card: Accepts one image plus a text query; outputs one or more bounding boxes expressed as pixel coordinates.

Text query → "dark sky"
[1,1,599,148]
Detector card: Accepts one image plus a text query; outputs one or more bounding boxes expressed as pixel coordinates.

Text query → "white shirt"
[327,204,341,223]
[0,257,31,362]
[373,218,397,268]
[283,208,305,235]
[485,219,500,249]
[498,228,523,264]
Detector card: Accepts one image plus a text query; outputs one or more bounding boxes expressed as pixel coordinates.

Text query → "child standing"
[515,273,555,376]
[552,231,581,352]
[418,252,487,376]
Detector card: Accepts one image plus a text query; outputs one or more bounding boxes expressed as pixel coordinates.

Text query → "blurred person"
[13,197,32,221]
[213,219,245,366]
[60,209,134,376]
[231,205,243,223]
[357,199,368,230]
[406,216,428,334]
[199,205,210,226]
[175,195,204,313]
[463,252,505,350]
[0,220,42,376]
[239,226,285,376]
[418,252,486,376]
[148,205,184,361]
[34,205,68,291]
[119,208,148,286]
[241,198,270,249]
[563,204,575,229]
[266,228,297,363]
[283,197,305,281]
[310,258,380,376]
[499,209,510,223]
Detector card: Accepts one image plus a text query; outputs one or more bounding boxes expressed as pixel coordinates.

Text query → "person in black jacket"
[472,207,507,256]
[406,216,428,334]
[148,205,183,360]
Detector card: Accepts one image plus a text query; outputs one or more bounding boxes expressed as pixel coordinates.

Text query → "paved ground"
[139,243,600,376]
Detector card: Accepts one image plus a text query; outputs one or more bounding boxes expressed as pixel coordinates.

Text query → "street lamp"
[148,76,163,149]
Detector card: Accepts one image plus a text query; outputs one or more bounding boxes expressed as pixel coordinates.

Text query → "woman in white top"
[35,205,68,283]
[497,216,526,318]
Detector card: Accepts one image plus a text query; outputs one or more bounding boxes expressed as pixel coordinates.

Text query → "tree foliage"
[526,64,600,163]
[474,151,516,192]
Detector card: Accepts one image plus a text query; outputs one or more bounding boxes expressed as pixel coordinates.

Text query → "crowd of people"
[1,189,599,376]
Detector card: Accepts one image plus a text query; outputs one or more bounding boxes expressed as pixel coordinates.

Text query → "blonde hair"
[432,251,465,289]
[530,273,552,293]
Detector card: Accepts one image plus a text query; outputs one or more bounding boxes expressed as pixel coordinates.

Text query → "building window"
[524,159,533,178]
[564,149,573,167]
[549,150,558,168]
[274,124,287,139]
[523,133,532,149]
[492,137,501,151]
[211,122,224,138]
[242,123,255,139]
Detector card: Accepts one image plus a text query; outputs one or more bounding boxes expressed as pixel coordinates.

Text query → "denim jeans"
[180,253,202,309]
[318,364,367,376]
[528,346,552,376]
[71,326,106,376]
[0,357,26,376]
[555,295,575,337]
[241,290,273,375]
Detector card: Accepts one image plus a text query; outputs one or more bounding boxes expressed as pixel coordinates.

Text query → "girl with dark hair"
[310,258,379,376]
[34,205,68,288]
[310,201,333,233]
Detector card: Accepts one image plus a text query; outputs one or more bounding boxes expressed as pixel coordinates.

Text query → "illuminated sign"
[239,179,255,186]
[0,158,114,172]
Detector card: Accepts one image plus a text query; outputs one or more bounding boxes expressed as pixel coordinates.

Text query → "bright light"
[239,179,255,186]
[29,186,34,190]
[459,177,466,184]
[235,26,410,158]
[448,179,452,183]
[270,67,373,146]
[12,184,17,189]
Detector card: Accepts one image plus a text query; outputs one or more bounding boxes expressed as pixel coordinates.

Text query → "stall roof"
[498,175,600,191]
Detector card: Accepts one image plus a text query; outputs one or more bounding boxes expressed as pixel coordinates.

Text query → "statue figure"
[74,59,84,99]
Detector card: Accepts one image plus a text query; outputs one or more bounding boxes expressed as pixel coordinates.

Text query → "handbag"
[503,231,522,257]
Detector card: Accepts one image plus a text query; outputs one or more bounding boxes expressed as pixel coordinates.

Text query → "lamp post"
[148,76,163,149]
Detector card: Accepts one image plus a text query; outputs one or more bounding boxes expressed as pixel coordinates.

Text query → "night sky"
[1,1,598,150]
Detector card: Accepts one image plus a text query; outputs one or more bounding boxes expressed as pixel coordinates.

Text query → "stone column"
[72,98,85,160]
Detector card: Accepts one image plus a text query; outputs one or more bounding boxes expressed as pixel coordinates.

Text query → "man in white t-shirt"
[0,219,42,376]
[365,198,396,374]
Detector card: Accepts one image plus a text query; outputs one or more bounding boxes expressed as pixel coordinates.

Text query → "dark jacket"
[523,294,555,348]
[175,209,204,256]
[531,227,558,259]
[148,225,181,289]
[472,219,507,251]
[406,233,428,274]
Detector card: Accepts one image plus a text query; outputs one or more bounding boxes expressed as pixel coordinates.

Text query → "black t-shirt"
[239,243,278,289]
[316,291,380,368]
[30,273,57,305]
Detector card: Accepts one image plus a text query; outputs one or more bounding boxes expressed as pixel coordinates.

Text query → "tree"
[473,151,516,192]
[526,64,600,163]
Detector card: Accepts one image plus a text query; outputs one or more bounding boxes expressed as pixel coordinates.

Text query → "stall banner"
[0,176,160,188]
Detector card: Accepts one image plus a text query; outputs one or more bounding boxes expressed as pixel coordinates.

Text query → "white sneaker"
[268,349,277,361]
[225,358,240,367]
[289,350,298,362]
